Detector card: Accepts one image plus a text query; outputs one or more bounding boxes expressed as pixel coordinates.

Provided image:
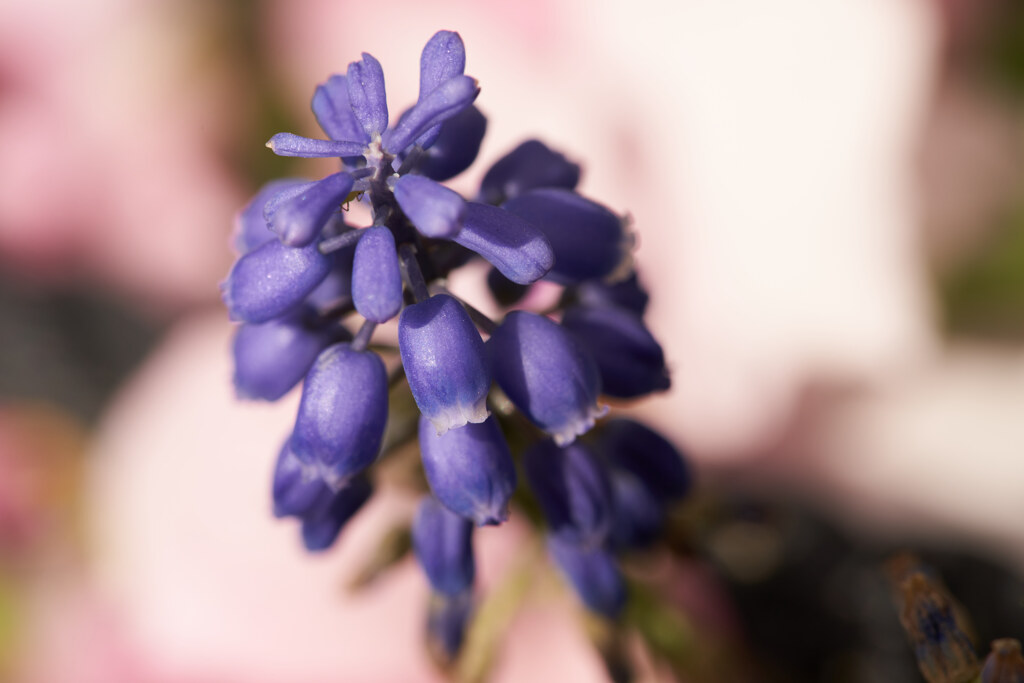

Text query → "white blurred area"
[8,0,1024,680]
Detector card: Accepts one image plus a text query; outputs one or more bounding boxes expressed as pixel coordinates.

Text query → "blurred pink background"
[2,0,1023,680]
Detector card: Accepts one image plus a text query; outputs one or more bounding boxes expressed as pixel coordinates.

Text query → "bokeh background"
[2,0,1024,681]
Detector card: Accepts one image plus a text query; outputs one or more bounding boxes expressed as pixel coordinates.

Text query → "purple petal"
[418,416,517,526]
[426,591,473,665]
[412,496,475,596]
[399,294,491,433]
[232,314,333,401]
[233,178,308,254]
[272,438,331,518]
[267,133,365,158]
[352,226,403,323]
[346,53,389,137]
[312,74,370,144]
[593,419,691,503]
[300,476,373,552]
[393,175,466,239]
[502,188,630,284]
[416,31,467,148]
[267,171,354,247]
[453,202,553,284]
[221,239,333,324]
[382,75,478,154]
[292,344,388,488]
[488,311,606,444]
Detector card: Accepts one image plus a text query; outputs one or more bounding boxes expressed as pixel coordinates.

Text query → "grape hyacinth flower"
[223,29,691,669]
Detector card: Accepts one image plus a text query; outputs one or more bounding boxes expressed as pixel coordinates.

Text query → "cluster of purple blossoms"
[223,30,690,664]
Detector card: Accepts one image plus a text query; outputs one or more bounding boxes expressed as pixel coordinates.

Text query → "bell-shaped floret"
[300,475,373,552]
[347,53,389,138]
[503,188,630,285]
[418,416,517,526]
[546,536,626,619]
[453,203,553,285]
[221,239,334,324]
[352,227,403,323]
[575,273,649,316]
[393,175,466,239]
[413,496,475,596]
[607,469,664,551]
[415,105,487,181]
[479,139,580,205]
[982,639,1024,683]
[382,75,479,155]
[426,591,473,667]
[399,294,490,433]
[561,306,669,399]
[266,171,354,247]
[524,440,612,548]
[489,311,605,445]
[232,313,334,401]
[292,344,388,489]
[595,419,691,503]
[416,31,467,149]
[312,74,370,146]
[233,178,308,254]
[271,438,331,518]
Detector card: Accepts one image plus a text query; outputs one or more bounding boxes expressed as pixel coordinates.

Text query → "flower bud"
[416,30,466,149]
[502,188,630,284]
[489,311,605,445]
[415,105,486,181]
[221,238,333,324]
[561,305,669,399]
[418,416,516,526]
[352,226,403,323]
[576,273,649,316]
[524,440,612,548]
[266,171,354,247]
[382,75,479,154]
[399,294,490,433]
[292,343,388,489]
[393,174,466,239]
[426,590,473,667]
[595,419,691,503]
[311,74,370,146]
[271,438,330,519]
[607,469,664,551]
[233,178,308,254]
[232,313,333,401]
[300,475,373,552]
[479,139,580,205]
[413,496,475,596]
[453,202,553,285]
[347,53,389,137]
[547,536,626,619]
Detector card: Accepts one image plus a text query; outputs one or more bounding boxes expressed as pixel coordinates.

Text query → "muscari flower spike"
[225,29,689,663]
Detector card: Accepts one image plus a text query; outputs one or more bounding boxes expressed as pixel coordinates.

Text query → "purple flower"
[453,202,554,285]
[346,53,389,138]
[352,226,403,323]
[265,171,354,247]
[300,475,373,552]
[399,294,490,433]
[524,440,612,548]
[414,30,467,149]
[489,311,606,445]
[575,273,649,316]
[393,174,465,239]
[546,536,626,619]
[607,469,664,551]
[233,178,308,254]
[560,305,670,399]
[311,74,369,148]
[414,105,486,181]
[502,188,631,284]
[221,238,334,324]
[418,416,516,526]
[271,438,330,519]
[292,343,388,489]
[595,419,691,503]
[231,313,337,401]
[413,496,475,596]
[479,139,580,205]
